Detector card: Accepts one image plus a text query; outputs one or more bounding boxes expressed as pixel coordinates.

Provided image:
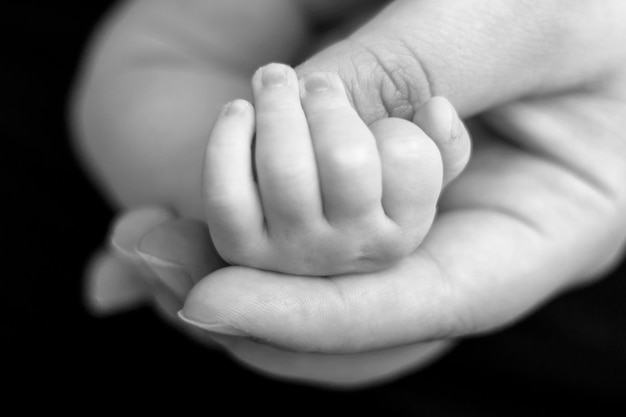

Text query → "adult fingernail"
[261,64,288,87]
[110,237,141,264]
[137,251,195,301]
[109,207,173,258]
[177,311,248,337]
[110,238,162,287]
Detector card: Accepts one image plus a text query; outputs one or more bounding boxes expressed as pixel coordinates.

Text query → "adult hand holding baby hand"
[204,66,468,277]
[81,0,626,386]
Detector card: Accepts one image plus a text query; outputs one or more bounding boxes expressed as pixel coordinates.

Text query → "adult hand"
[87,207,454,385]
[84,0,626,386]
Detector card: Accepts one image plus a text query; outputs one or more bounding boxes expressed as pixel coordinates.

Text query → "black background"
[5,2,625,414]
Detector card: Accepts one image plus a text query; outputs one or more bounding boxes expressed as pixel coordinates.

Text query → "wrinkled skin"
[75,0,626,387]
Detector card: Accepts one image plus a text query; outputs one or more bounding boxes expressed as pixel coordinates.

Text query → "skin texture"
[204,66,469,276]
[75,0,626,386]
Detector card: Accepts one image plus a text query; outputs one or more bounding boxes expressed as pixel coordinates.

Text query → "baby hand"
[203,63,468,275]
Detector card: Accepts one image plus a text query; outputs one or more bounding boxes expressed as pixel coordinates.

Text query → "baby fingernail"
[223,99,250,116]
[178,311,248,337]
[304,74,330,93]
[137,251,194,301]
[262,64,288,87]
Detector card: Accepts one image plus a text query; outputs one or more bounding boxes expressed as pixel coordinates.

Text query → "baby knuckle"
[323,144,374,174]
[383,131,423,159]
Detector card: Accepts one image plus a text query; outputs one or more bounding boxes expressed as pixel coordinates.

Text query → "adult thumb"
[297,0,626,123]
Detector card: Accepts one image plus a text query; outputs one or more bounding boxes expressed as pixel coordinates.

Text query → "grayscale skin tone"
[203,64,469,277]
[76,0,626,387]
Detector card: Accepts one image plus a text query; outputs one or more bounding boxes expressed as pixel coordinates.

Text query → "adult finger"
[204,334,453,388]
[135,217,226,321]
[130,207,456,385]
[85,251,148,315]
[413,96,470,188]
[136,217,226,288]
[84,207,174,314]
[297,0,626,123]
[131,216,229,341]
